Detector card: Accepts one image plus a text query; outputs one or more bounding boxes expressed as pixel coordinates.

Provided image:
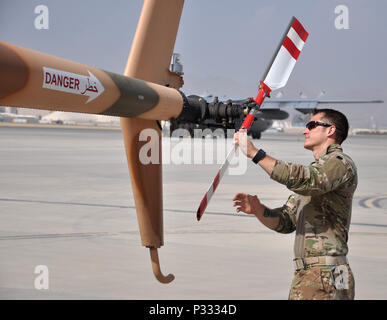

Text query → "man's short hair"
[313,108,349,144]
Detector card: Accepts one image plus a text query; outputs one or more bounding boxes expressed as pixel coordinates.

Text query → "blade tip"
[196,209,201,221]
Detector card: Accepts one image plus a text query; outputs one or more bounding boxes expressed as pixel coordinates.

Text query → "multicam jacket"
[269,144,357,259]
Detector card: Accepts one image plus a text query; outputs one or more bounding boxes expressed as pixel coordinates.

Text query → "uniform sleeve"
[270,194,298,234]
[270,156,354,196]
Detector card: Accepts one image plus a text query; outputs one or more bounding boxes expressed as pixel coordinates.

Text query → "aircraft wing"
[261,98,384,114]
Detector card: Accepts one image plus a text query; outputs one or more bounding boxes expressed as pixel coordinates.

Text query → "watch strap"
[252,149,266,164]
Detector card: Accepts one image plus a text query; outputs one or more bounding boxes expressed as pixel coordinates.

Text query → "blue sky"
[1,0,386,128]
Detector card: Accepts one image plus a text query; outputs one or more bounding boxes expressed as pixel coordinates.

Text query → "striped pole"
[197,147,233,221]
[196,17,309,221]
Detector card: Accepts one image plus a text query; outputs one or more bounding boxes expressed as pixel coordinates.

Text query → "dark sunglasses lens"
[306,122,316,130]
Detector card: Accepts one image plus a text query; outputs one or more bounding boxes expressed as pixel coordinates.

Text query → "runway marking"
[0,231,124,241]
[1,197,387,230]
[0,197,131,209]
[0,197,247,218]
[0,230,279,241]
[1,227,387,242]
[359,194,387,209]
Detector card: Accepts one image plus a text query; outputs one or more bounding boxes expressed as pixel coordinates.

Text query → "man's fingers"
[233,201,242,207]
[233,193,254,214]
[232,193,246,201]
[233,132,239,145]
[234,203,246,212]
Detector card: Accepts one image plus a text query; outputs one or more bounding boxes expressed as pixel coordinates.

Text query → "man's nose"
[302,128,309,135]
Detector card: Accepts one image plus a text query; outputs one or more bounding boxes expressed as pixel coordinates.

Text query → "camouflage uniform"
[269,144,357,300]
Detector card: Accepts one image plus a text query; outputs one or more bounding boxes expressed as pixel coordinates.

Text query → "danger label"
[42,67,104,103]
[44,72,80,90]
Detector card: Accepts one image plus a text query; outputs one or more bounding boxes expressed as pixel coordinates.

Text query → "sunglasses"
[305,121,332,130]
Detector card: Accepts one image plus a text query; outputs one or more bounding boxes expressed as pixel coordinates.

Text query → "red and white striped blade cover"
[197,152,231,221]
[264,17,309,91]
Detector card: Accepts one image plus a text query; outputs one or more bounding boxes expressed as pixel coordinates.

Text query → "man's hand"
[234,129,277,176]
[232,193,262,215]
[232,193,280,230]
[233,130,258,158]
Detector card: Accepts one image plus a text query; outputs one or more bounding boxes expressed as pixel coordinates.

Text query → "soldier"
[233,108,357,300]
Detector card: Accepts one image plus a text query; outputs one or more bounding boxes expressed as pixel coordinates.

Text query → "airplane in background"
[167,93,384,139]
[40,111,120,126]
[0,108,39,124]
[167,55,384,139]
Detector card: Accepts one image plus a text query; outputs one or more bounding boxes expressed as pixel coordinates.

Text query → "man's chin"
[304,141,313,150]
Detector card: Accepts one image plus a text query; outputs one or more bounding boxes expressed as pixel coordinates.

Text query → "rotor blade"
[263,17,309,91]
[120,0,184,284]
[0,41,183,120]
[247,18,308,124]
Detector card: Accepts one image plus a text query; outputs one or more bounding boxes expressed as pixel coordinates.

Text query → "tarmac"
[0,124,386,300]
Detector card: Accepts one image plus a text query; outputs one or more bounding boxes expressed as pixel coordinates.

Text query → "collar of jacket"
[319,143,343,159]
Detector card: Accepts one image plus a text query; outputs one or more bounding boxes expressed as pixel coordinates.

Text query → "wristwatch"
[252,149,266,164]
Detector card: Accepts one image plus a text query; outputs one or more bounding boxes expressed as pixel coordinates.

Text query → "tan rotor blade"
[0,41,183,120]
[121,0,184,284]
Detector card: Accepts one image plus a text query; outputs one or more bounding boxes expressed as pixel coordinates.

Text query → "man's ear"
[327,125,337,139]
